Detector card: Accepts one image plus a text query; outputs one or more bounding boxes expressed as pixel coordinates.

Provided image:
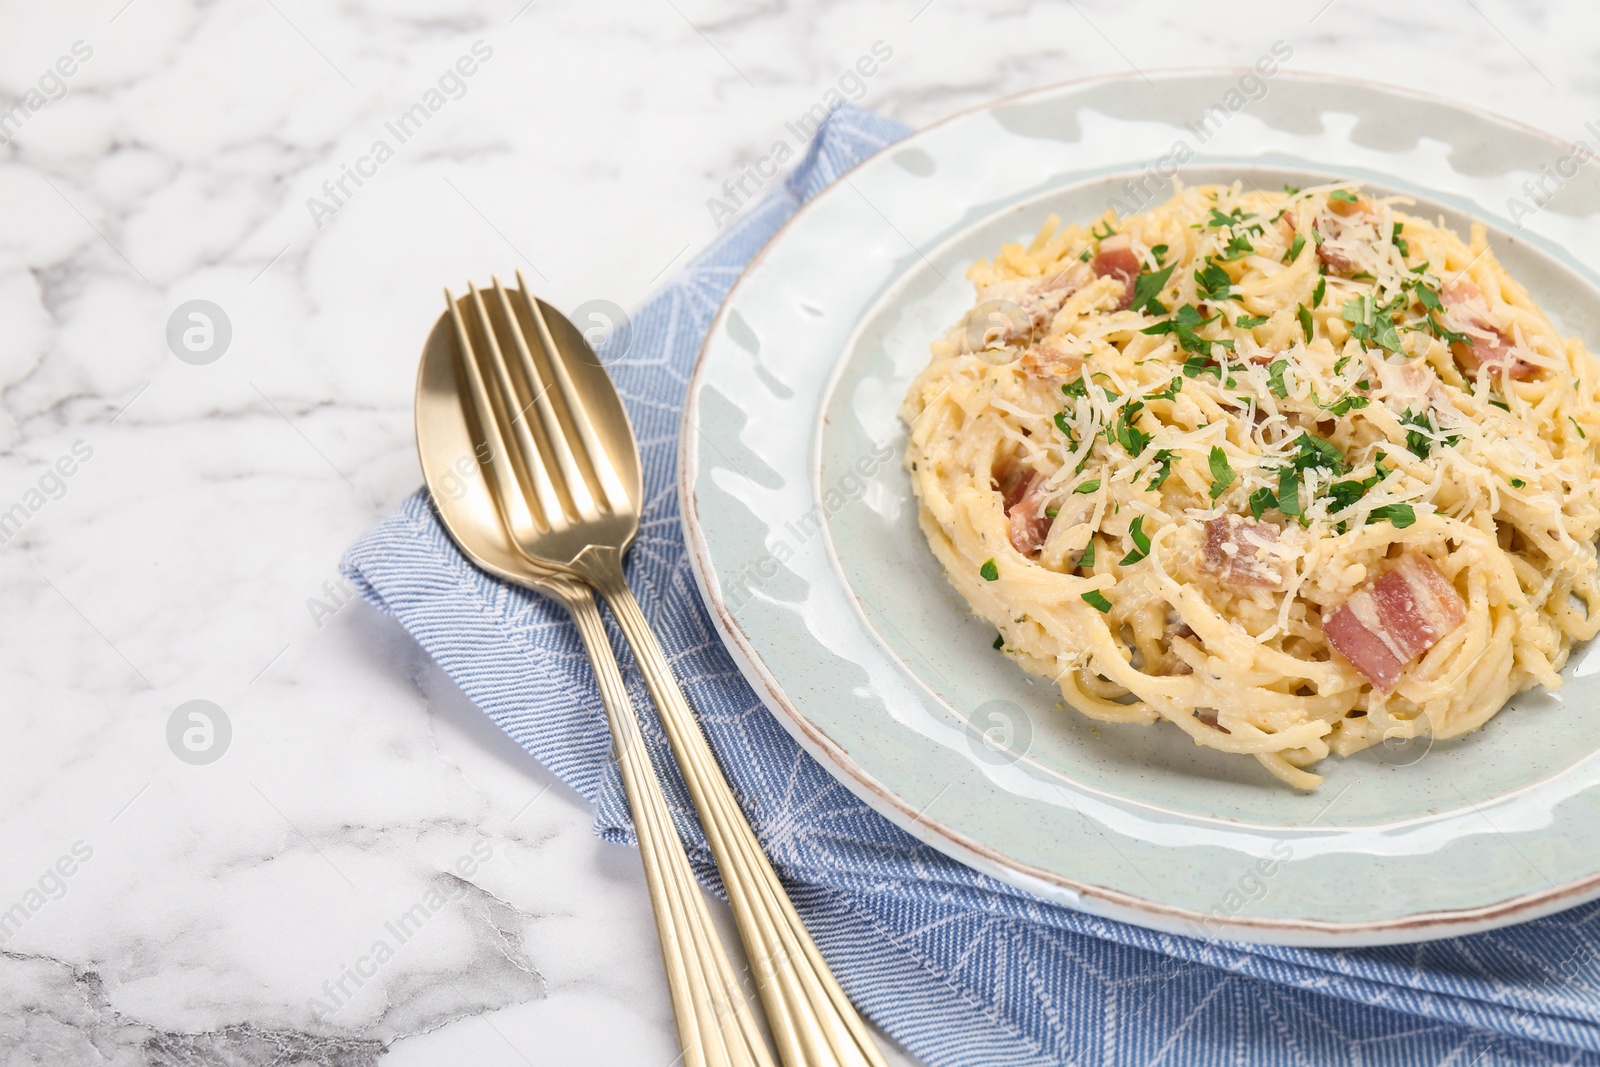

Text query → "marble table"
[4,1,1597,1063]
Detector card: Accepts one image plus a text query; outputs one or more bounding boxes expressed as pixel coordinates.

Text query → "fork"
[509,571,773,1067]
[448,273,885,1067]
[419,293,773,1067]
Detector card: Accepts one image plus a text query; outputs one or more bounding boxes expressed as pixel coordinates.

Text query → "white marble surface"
[3,1,1598,1063]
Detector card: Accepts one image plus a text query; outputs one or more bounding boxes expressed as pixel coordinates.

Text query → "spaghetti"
[899,182,1600,788]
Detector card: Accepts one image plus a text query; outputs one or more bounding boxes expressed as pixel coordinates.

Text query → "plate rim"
[678,68,1600,946]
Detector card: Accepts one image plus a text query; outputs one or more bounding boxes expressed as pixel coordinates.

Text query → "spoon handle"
[595,571,885,1067]
[554,576,774,1067]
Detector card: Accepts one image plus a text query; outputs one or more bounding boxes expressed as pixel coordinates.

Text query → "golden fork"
[437,272,885,1067]
[416,298,773,1067]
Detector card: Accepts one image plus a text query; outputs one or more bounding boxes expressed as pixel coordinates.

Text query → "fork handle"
[593,572,885,1067]
[555,577,774,1067]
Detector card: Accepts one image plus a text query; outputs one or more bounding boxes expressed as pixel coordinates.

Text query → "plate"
[678,71,1600,945]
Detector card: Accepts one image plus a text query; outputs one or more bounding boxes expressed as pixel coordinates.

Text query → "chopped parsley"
[1208,446,1236,499]
[1091,219,1116,241]
[1078,538,1096,569]
[1400,409,1460,458]
[1219,234,1255,262]
[1146,449,1175,490]
[1325,473,1379,513]
[1045,506,1060,517]
[979,558,999,581]
[1367,503,1417,528]
[1312,276,1326,308]
[1248,486,1277,519]
[1143,303,1226,360]
[1207,206,1256,229]
[1325,394,1371,416]
[1509,477,1527,489]
[1276,467,1303,517]
[992,633,1004,649]
[1329,189,1360,204]
[1081,589,1113,613]
[1235,313,1269,328]
[1265,432,1349,519]
[1195,259,1235,302]
[1574,417,1589,439]
[1392,221,1410,258]
[1291,431,1349,474]
[1413,280,1444,312]
[1150,243,1169,263]
[1062,375,1090,399]
[1118,516,1152,566]
[1342,294,1401,353]
[1108,400,1151,456]
[1053,411,1074,437]
[1267,359,1290,398]
[1148,376,1183,402]
[1130,263,1177,315]
[1285,234,1306,264]
[1074,479,1101,494]
[1297,303,1314,342]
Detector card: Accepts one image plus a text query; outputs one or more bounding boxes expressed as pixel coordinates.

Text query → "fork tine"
[445,287,542,535]
[490,275,600,522]
[463,281,569,531]
[514,268,632,512]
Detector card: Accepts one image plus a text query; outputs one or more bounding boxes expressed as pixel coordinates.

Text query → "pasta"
[899,181,1600,788]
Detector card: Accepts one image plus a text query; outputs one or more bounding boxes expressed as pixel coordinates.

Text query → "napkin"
[344,104,1600,1067]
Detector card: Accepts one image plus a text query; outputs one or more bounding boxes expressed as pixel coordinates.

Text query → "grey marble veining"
[2,0,1596,1063]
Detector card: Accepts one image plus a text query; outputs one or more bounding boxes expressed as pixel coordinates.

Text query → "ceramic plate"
[678,71,1600,945]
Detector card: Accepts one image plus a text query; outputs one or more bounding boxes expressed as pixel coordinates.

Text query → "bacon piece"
[1322,554,1466,691]
[1312,194,1381,275]
[1200,515,1284,589]
[1000,470,1054,556]
[1440,280,1537,381]
[1315,226,1354,275]
[1154,621,1196,677]
[1091,233,1141,311]
[1452,335,1532,380]
[999,468,1029,511]
[984,264,1092,347]
[1037,261,1092,295]
[1021,337,1084,380]
[1155,656,1194,678]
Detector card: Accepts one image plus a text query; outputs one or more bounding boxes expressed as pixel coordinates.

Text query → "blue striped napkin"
[344,104,1600,1067]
